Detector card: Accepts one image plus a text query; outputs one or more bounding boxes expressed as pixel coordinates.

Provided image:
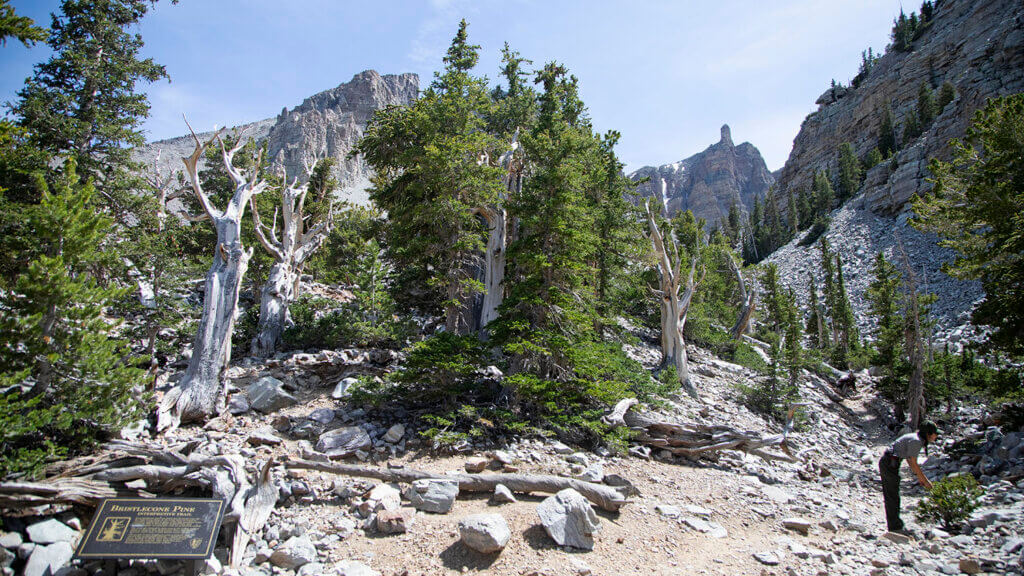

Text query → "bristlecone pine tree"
[250,160,334,357]
[158,128,268,430]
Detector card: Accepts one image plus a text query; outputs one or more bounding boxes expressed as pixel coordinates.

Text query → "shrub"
[915,474,984,531]
[281,294,408,351]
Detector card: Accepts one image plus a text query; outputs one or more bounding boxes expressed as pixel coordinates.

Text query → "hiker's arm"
[907,457,932,490]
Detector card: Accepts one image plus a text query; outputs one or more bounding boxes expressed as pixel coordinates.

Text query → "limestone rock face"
[775,0,1024,215]
[265,70,419,204]
[137,70,419,206]
[629,124,774,228]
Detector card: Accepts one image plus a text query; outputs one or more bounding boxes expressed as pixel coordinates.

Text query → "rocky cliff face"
[776,0,1024,215]
[765,0,1022,341]
[629,125,774,227]
[137,70,419,204]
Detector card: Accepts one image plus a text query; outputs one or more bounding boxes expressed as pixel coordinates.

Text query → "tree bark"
[250,170,333,357]
[286,459,629,512]
[727,252,756,340]
[604,399,797,463]
[159,125,266,430]
[645,201,700,398]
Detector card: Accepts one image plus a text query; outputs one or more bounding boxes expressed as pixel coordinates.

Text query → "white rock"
[0,532,22,549]
[23,542,73,576]
[269,536,317,569]
[458,514,510,553]
[490,484,517,504]
[26,519,76,545]
[537,488,600,550]
[383,424,405,444]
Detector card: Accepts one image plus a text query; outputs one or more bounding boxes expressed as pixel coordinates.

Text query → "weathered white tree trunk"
[467,131,522,338]
[158,126,266,430]
[645,201,701,398]
[250,171,333,357]
[727,253,757,340]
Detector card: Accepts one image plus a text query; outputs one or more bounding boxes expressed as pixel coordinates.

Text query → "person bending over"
[878,420,939,533]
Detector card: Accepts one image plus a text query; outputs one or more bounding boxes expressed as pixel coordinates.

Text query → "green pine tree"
[357,20,504,333]
[0,163,148,477]
[879,104,898,157]
[0,0,46,47]
[913,94,1024,355]
[837,142,862,201]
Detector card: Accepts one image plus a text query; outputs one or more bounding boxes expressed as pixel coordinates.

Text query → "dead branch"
[285,459,629,512]
[606,400,798,463]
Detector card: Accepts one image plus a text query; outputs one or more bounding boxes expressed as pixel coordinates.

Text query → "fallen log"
[605,398,798,463]
[0,478,126,510]
[286,459,630,512]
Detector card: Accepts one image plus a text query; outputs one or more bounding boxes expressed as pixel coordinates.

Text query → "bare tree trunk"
[727,252,756,340]
[158,125,267,430]
[473,206,507,336]
[251,262,295,358]
[898,242,926,428]
[905,290,926,429]
[250,166,333,357]
[644,201,701,398]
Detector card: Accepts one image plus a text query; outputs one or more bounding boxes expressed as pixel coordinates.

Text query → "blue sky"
[1,0,907,171]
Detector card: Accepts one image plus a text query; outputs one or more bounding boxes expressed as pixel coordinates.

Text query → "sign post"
[75,498,226,575]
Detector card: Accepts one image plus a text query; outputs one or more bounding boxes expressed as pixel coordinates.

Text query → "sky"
[0,0,908,172]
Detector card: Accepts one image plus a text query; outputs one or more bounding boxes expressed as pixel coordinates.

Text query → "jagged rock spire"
[720,124,733,147]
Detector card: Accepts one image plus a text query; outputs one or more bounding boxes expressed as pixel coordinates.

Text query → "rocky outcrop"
[137,70,418,205]
[265,70,418,202]
[776,0,1024,215]
[629,125,775,227]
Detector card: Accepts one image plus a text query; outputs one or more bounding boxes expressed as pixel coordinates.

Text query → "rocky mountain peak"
[719,124,733,147]
[629,126,773,228]
[136,70,419,205]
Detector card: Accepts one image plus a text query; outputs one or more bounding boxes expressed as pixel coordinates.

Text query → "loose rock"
[458,513,510,553]
[26,519,76,545]
[269,536,317,570]
[316,426,372,458]
[248,376,297,413]
[404,479,459,513]
[536,488,601,550]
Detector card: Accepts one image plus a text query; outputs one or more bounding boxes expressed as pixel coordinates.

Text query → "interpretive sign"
[76,498,225,559]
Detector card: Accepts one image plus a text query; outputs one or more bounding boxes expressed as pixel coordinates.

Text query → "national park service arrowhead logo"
[190,538,202,549]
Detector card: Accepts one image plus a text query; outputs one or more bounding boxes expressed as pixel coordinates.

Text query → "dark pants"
[879,453,903,531]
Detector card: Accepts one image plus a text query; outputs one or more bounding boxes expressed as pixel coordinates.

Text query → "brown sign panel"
[76,498,225,559]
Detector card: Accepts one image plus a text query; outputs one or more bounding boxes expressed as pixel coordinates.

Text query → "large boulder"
[24,542,74,576]
[404,479,459,513]
[316,426,372,458]
[269,536,317,569]
[536,488,601,550]
[247,376,297,413]
[459,514,510,553]
[26,519,76,545]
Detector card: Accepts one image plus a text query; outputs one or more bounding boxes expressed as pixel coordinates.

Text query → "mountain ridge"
[628,124,775,227]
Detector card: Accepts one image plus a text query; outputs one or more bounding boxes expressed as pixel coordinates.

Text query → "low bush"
[915,474,984,531]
